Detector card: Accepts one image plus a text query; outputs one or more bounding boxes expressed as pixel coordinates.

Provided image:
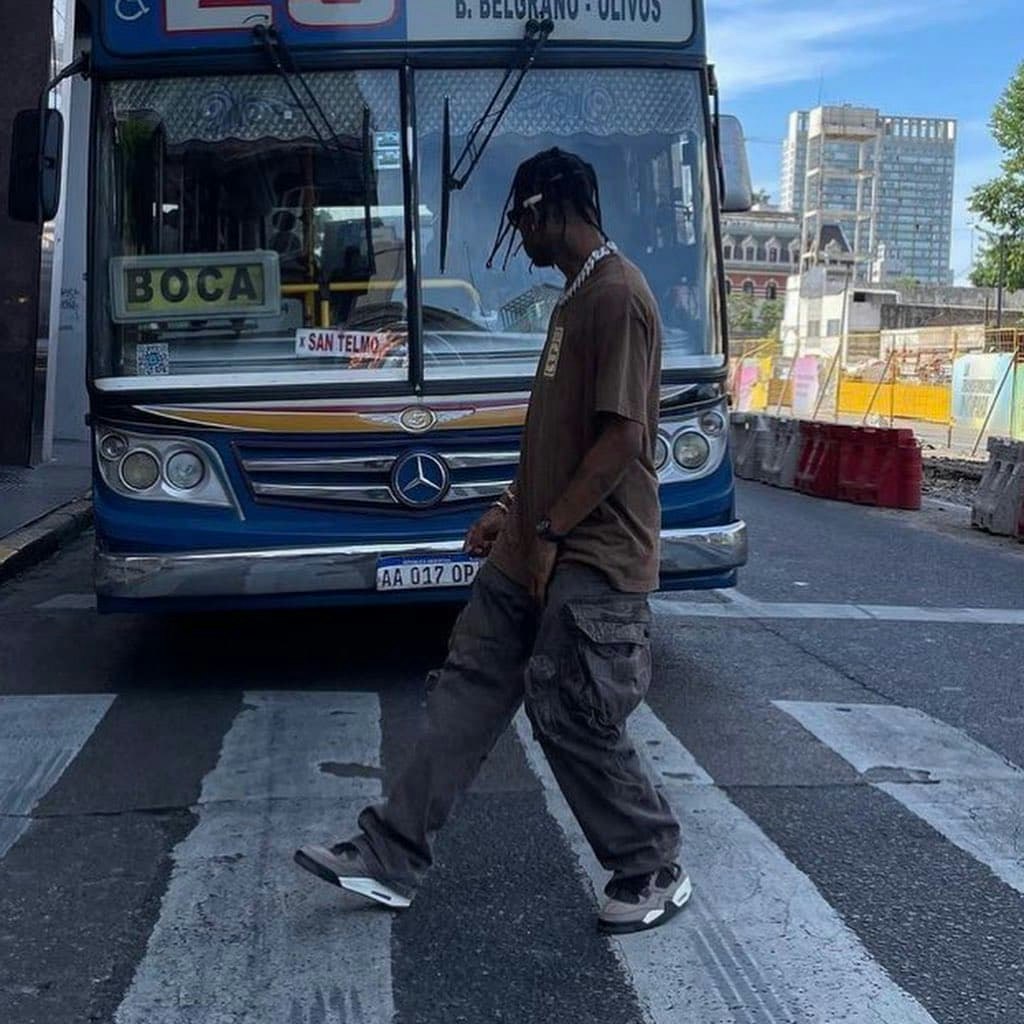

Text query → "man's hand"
[464,506,506,557]
[526,539,559,605]
[545,415,644,542]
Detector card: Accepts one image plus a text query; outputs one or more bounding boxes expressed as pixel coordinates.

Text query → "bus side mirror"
[7,108,64,223]
[718,114,752,213]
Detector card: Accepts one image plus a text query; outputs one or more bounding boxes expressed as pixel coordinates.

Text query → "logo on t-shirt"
[543,326,565,379]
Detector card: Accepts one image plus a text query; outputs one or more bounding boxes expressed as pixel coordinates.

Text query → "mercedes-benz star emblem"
[391,452,450,509]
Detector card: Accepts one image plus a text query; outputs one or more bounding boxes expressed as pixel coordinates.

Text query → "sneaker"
[294,842,413,909]
[597,864,692,934]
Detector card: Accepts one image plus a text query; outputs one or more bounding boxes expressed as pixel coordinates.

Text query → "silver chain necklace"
[556,241,618,309]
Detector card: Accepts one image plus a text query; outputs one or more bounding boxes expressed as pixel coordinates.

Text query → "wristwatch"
[535,517,566,543]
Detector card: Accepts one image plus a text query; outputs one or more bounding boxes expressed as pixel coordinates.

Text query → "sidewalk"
[0,440,93,582]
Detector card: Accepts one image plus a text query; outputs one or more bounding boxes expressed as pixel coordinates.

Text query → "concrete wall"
[881,304,1023,330]
[899,285,1024,311]
[0,0,52,465]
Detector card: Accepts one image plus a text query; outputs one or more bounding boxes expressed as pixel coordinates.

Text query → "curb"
[0,496,94,586]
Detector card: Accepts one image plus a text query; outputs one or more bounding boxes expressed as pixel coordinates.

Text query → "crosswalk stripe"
[0,694,114,859]
[775,701,1024,896]
[652,597,1024,625]
[114,692,394,1024]
[514,705,939,1024]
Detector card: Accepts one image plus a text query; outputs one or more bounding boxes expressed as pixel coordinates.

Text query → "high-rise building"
[780,105,956,286]
[779,111,809,216]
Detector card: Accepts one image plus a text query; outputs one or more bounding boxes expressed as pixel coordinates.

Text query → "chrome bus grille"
[237,443,518,509]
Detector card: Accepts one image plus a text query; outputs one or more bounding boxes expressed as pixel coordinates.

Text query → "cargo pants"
[352,560,681,888]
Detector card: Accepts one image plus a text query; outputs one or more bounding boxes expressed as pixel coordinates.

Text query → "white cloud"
[707,0,973,95]
[707,0,1008,282]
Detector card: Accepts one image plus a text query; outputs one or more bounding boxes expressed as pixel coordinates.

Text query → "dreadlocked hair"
[487,148,608,271]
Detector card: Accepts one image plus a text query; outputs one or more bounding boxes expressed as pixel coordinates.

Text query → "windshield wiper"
[254,24,376,276]
[439,18,554,272]
[361,104,377,277]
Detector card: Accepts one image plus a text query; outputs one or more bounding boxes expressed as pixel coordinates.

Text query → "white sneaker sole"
[294,847,412,909]
[339,876,412,909]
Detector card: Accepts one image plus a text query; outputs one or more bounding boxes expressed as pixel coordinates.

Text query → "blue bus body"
[79,0,746,612]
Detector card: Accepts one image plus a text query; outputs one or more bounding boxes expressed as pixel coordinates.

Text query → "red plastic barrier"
[897,433,924,510]
[795,422,844,499]
[836,427,921,510]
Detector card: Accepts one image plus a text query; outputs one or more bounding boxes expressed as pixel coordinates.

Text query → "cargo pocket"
[524,654,559,740]
[564,600,652,740]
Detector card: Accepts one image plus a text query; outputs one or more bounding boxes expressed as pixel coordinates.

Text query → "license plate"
[376,554,481,592]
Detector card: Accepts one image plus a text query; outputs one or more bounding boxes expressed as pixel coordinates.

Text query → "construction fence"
[729,326,1024,453]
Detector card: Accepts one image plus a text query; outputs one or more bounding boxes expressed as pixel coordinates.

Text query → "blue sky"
[706,0,1021,283]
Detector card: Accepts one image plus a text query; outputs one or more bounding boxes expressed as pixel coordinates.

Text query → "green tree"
[758,298,784,338]
[751,188,771,207]
[969,60,1024,292]
[726,290,759,336]
[726,292,784,339]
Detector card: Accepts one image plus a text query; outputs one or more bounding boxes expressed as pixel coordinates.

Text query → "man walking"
[295,149,688,934]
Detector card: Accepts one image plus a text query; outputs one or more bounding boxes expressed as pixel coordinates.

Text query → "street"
[1,482,1023,1024]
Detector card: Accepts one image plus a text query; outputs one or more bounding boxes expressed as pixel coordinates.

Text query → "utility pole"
[996,234,1006,329]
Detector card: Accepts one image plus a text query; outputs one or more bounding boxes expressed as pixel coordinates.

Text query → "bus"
[9,0,750,612]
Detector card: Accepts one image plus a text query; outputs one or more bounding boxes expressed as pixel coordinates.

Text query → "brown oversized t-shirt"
[490,253,663,593]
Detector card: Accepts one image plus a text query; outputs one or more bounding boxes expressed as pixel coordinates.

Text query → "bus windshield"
[94,70,411,387]
[92,66,720,390]
[417,67,721,381]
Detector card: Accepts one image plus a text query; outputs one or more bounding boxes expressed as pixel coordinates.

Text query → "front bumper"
[95,522,747,601]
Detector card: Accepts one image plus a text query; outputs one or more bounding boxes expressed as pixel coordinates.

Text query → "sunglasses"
[506,192,544,229]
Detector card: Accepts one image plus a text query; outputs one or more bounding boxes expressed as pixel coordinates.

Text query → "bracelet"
[492,499,511,514]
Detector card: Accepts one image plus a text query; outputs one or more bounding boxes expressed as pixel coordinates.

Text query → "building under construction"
[781,104,956,286]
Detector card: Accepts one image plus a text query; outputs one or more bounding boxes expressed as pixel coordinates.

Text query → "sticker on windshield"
[296,329,406,366]
[110,252,281,323]
[136,342,170,376]
[374,130,402,171]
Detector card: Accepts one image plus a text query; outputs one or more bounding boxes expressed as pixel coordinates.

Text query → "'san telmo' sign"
[103,0,694,53]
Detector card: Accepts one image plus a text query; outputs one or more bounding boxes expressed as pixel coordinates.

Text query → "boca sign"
[102,0,694,55]
[110,252,281,323]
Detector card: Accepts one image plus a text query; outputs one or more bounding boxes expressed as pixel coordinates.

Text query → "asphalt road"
[1,482,1022,1024]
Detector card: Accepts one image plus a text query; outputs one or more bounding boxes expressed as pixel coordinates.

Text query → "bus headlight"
[673,432,711,471]
[120,450,161,491]
[700,411,726,437]
[99,433,129,461]
[165,451,205,490]
[654,435,670,472]
[94,427,238,514]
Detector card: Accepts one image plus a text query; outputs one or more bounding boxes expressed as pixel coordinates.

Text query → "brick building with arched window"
[721,208,800,300]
